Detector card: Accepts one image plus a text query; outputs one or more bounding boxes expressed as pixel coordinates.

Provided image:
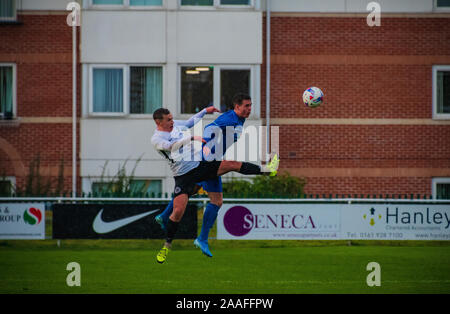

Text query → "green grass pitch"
[1,240,449,294]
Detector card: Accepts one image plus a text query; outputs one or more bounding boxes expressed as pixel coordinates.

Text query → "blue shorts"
[199,176,223,193]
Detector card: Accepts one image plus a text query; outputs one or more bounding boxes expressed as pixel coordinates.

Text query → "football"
[303,87,324,108]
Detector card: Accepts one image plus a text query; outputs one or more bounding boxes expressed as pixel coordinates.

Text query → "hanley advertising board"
[342,204,450,240]
[0,203,45,239]
[53,203,197,239]
[217,203,450,240]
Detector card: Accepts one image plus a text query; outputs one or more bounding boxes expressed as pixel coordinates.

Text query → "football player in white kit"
[151,107,279,263]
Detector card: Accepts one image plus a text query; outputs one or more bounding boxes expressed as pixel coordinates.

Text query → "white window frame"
[179,0,254,10]
[128,64,165,118]
[0,63,17,119]
[432,65,450,120]
[89,0,126,9]
[0,0,17,22]
[128,0,165,9]
[87,64,164,117]
[434,0,450,11]
[217,65,258,116]
[179,0,216,11]
[217,0,254,9]
[178,64,259,118]
[88,0,164,10]
[89,64,128,117]
[178,64,214,114]
[432,177,450,199]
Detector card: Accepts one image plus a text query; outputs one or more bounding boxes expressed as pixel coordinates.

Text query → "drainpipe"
[265,0,271,159]
[72,11,77,197]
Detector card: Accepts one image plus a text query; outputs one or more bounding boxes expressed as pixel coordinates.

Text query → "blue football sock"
[160,199,174,224]
[199,203,221,242]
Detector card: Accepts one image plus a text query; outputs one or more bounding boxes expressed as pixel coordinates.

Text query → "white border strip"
[1,197,449,203]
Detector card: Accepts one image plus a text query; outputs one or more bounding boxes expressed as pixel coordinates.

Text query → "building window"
[0,64,16,120]
[436,0,450,7]
[220,0,250,5]
[433,178,450,200]
[93,68,125,113]
[180,65,253,114]
[181,0,213,5]
[180,0,252,7]
[130,0,162,5]
[0,177,15,197]
[0,0,15,21]
[220,68,250,112]
[91,179,162,197]
[181,66,213,114]
[130,67,162,114]
[91,0,163,6]
[92,0,124,4]
[433,66,450,119]
[89,65,163,115]
[129,179,162,196]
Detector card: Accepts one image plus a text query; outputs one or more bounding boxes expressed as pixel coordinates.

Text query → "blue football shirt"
[203,110,246,159]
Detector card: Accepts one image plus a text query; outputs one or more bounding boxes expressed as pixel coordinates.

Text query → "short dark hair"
[153,108,170,121]
[232,93,252,106]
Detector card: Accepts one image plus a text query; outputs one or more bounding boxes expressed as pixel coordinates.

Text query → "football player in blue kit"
[155,94,273,258]
[151,97,279,263]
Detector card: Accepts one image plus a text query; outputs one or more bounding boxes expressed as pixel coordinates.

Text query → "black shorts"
[173,161,222,197]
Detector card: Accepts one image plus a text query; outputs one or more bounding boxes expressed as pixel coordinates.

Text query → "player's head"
[233,93,252,119]
[153,108,173,132]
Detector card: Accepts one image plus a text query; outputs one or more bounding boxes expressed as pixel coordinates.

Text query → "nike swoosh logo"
[92,209,160,234]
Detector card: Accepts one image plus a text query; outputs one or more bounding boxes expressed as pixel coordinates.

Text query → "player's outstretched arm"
[152,134,206,152]
[205,106,221,114]
[175,106,220,129]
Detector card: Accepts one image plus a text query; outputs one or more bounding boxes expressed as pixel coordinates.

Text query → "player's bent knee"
[212,200,223,208]
[213,196,223,208]
[230,161,242,171]
[219,161,241,173]
[170,211,183,222]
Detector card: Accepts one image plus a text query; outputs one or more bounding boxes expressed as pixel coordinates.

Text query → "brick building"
[1,0,449,199]
[0,0,79,196]
[261,2,450,198]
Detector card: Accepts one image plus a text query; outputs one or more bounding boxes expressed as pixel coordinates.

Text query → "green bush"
[223,171,306,198]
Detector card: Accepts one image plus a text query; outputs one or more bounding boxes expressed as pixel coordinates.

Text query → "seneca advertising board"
[0,203,46,239]
[217,203,450,240]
